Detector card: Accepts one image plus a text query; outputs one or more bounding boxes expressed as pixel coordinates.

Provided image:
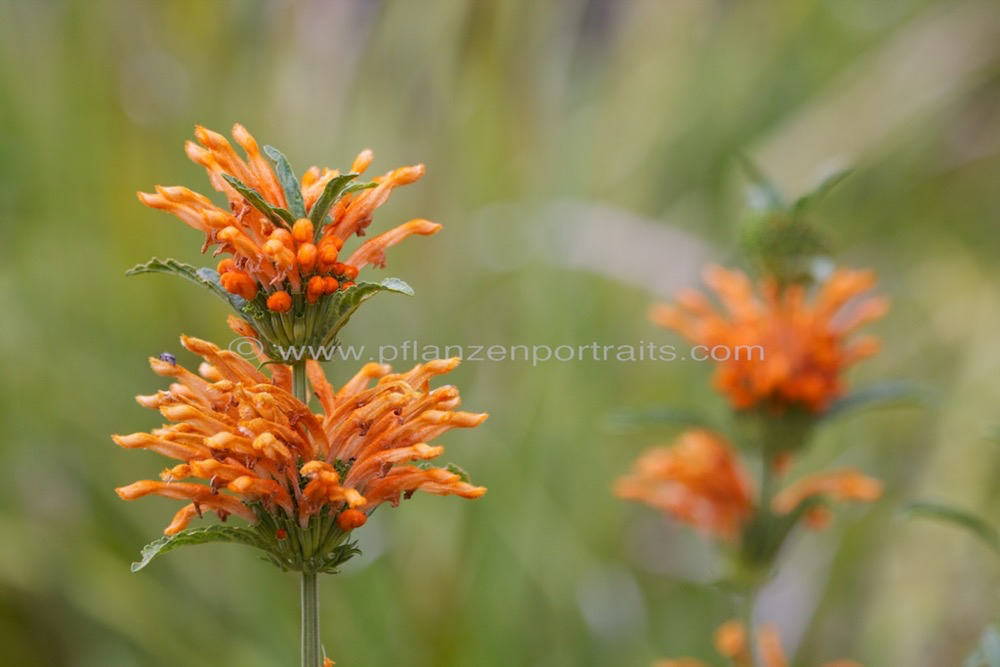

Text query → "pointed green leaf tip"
[822,381,926,421]
[902,502,1000,558]
[309,173,357,227]
[378,277,415,296]
[221,173,295,227]
[416,462,473,485]
[313,278,415,348]
[735,156,853,287]
[315,541,362,574]
[308,175,377,239]
[736,153,785,213]
[126,257,247,310]
[792,167,853,215]
[131,525,267,572]
[444,463,471,484]
[263,144,307,220]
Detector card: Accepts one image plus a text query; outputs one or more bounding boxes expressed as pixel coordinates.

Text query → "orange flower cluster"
[653,619,862,667]
[614,430,754,540]
[614,429,881,539]
[651,266,888,413]
[138,124,439,311]
[114,334,487,539]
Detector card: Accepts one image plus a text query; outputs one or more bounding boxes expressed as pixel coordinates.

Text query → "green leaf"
[126,257,247,311]
[822,381,926,421]
[902,501,1000,558]
[315,541,362,574]
[739,495,823,568]
[318,278,414,346]
[221,173,295,226]
[603,406,716,434]
[964,624,1000,667]
[263,145,306,220]
[375,277,415,296]
[737,154,785,212]
[342,181,378,196]
[309,177,377,239]
[332,458,354,478]
[131,525,267,572]
[444,463,471,483]
[308,173,359,228]
[792,168,853,215]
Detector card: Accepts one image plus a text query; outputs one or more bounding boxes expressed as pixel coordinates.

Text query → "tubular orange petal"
[772,468,882,520]
[346,218,442,269]
[758,625,788,667]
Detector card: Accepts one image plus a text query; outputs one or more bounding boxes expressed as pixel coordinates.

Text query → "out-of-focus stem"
[741,588,759,667]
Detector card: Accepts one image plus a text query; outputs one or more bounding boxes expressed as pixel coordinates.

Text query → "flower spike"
[133,125,440,359]
[114,337,486,573]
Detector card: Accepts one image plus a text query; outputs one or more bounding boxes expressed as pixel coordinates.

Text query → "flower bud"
[266,290,292,312]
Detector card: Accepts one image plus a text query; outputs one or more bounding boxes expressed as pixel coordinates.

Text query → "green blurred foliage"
[2,0,1000,665]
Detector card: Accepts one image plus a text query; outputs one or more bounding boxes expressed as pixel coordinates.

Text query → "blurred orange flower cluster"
[651,266,887,414]
[614,429,880,541]
[653,620,861,667]
[615,171,888,667]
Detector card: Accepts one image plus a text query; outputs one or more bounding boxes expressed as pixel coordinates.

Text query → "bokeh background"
[3,0,1000,665]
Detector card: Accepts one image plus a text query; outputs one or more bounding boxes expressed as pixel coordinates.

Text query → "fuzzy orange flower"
[653,620,862,667]
[772,469,883,529]
[138,125,438,301]
[616,430,881,539]
[650,266,888,414]
[114,334,486,571]
[614,430,754,540]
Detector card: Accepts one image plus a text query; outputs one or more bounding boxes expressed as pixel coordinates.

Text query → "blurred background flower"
[2,0,1000,665]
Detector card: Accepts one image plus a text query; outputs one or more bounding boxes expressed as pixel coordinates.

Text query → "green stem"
[293,361,308,404]
[292,362,321,667]
[301,571,321,667]
[760,450,776,549]
[741,589,758,667]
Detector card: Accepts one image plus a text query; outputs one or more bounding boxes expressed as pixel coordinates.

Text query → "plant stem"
[293,361,308,404]
[301,571,321,667]
[292,361,321,667]
[741,589,758,667]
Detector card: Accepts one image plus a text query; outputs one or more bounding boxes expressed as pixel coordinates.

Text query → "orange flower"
[652,620,862,667]
[650,266,888,414]
[715,619,749,662]
[614,430,754,539]
[772,469,882,523]
[134,125,439,362]
[616,430,880,538]
[138,125,438,298]
[756,622,864,667]
[113,334,486,570]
